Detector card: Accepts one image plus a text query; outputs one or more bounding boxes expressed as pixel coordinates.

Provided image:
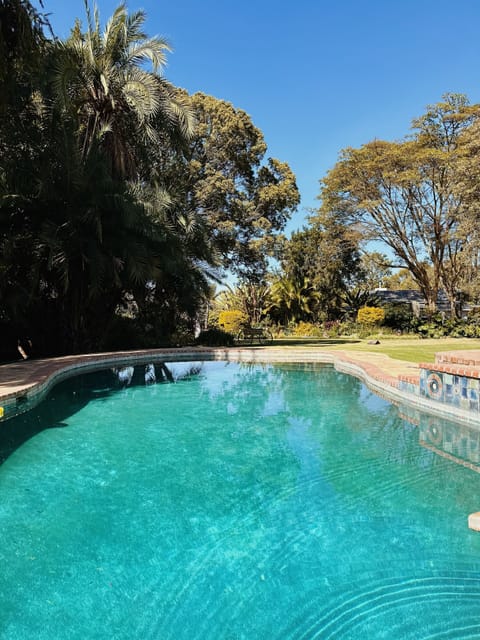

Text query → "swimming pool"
[1,361,480,639]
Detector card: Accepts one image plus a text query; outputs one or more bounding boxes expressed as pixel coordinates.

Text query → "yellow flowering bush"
[293,321,323,337]
[357,306,385,326]
[218,309,248,334]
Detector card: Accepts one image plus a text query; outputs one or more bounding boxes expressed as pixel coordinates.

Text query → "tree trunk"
[421,286,438,318]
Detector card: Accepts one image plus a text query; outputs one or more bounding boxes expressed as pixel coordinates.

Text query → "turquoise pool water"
[1,361,480,639]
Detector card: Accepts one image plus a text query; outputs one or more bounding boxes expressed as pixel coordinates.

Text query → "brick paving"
[332,350,419,388]
[434,350,480,366]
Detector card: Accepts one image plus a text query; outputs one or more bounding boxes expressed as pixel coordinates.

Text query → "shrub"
[414,315,480,339]
[170,326,195,347]
[293,321,323,337]
[218,309,248,335]
[415,315,463,338]
[382,303,414,332]
[357,306,385,326]
[336,320,358,337]
[416,321,448,338]
[463,323,480,338]
[322,320,343,337]
[98,315,139,351]
[195,327,235,347]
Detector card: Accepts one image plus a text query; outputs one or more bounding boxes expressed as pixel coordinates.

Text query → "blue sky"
[38,0,480,235]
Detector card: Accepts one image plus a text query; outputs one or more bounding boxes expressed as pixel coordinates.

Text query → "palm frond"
[125,39,171,72]
[102,3,127,50]
[125,9,149,44]
[122,70,162,118]
[155,79,196,139]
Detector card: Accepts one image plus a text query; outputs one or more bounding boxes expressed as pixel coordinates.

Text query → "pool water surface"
[1,361,480,639]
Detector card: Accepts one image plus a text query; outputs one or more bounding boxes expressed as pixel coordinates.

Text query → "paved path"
[329,349,420,387]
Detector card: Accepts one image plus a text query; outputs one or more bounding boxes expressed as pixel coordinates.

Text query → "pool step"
[468,512,480,531]
[435,350,480,367]
[418,361,480,379]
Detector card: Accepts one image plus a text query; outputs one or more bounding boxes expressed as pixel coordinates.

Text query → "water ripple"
[285,574,480,640]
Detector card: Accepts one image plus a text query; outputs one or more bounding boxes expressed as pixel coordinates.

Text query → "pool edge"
[0,346,479,429]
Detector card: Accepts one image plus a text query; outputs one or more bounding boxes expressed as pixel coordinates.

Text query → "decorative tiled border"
[419,366,480,413]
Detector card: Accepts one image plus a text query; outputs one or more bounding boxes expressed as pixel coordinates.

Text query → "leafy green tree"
[0,0,52,357]
[318,94,477,317]
[450,118,480,304]
[334,252,388,319]
[157,91,300,279]
[0,1,215,356]
[0,1,299,357]
[383,268,421,290]
[2,130,178,353]
[0,0,48,109]
[358,252,392,290]
[280,214,362,320]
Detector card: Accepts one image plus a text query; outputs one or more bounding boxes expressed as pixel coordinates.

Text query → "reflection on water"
[144,363,156,385]
[0,361,204,466]
[111,361,203,387]
[398,402,480,472]
[113,365,134,387]
[1,362,480,639]
[420,414,480,471]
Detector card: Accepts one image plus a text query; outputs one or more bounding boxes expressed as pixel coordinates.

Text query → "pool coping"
[1,346,480,428]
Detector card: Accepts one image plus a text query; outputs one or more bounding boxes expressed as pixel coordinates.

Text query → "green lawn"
[270,337,480,364]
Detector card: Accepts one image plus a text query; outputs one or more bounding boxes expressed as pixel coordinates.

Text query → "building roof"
[373,289,449,305]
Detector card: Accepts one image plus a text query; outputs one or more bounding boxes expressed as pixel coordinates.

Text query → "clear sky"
[37,0,480,235]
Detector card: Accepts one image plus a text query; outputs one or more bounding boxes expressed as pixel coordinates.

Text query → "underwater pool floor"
[1,360,480,639]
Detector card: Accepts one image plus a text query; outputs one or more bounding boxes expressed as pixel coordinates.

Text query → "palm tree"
[267,276,318,325]
[21,144,165,351]
[0,2,217,356]
[52,1,194,178]
[213,282,270,326]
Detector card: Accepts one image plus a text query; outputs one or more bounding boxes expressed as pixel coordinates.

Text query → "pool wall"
[419,357,480,413]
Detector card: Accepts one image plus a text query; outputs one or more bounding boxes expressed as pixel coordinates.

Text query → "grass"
[270,337,480,364]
